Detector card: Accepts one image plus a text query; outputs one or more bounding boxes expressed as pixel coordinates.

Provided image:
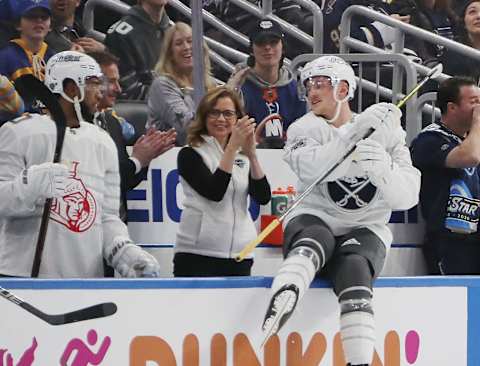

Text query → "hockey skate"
[261,284,299,346]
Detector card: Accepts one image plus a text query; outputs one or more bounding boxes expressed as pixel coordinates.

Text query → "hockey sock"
[340,309,375,365]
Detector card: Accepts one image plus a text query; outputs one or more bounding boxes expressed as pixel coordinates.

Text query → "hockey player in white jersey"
[261,55,420,366]
[0,51,161,278]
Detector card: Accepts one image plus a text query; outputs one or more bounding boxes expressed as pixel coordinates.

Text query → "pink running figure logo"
[60,330,111,366]
[50,161,97,233]
[0,337,37,366]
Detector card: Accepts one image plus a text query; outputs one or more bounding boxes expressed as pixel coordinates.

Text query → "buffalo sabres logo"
[327,175,377,210]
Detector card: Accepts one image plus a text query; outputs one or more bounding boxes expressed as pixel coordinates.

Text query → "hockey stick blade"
[0,286,117,326]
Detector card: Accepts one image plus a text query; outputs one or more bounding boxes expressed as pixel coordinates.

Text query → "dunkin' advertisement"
[0,279,471,365]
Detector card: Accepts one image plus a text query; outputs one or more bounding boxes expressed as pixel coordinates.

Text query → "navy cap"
[12,0,51,19]
[248,18,284,45]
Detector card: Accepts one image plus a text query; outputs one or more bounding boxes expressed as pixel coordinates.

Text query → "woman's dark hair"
[458,0,480,45]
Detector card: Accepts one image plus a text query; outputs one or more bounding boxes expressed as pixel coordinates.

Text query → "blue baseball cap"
[0,0,13,21]
[12,0,51,19]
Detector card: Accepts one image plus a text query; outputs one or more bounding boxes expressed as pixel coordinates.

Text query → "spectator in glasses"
[90,50,176,223]
[174,86,271,277]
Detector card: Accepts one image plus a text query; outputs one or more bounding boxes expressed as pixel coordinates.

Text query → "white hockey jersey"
[283,111,420,247]
[0,114,129,277]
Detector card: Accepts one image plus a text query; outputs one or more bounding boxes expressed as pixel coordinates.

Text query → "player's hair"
[437,76,477,114]
[187,86,245,147]
[154,22,216,90]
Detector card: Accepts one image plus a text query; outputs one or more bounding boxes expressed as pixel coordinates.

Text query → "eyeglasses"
[304,77,332,93]
[208,109,237,120]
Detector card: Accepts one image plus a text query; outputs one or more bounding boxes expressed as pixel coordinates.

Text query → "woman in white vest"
[174,86,271,276]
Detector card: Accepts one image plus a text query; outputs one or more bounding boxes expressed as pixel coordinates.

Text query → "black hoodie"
[105,5,170,100]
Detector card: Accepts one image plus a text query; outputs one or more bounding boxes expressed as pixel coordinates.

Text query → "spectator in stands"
[90,51,176,222]
[411,76,480,274]
[174,86,271,277]
[441,0,480,83]
[104,0,171,100]
[0,0,55,83]
[408,0,458,67]
[227,18,306,148]
[46,0,105,53]
[0,74,25,125]
[146,22,216,146]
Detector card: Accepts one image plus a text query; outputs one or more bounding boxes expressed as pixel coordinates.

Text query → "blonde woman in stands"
[146,22,217,146]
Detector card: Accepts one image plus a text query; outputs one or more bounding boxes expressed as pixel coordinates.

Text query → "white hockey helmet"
[44,51,103,103]
[300,55,356,100]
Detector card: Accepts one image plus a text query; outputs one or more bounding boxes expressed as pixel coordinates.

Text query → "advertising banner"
[0,279,467,365]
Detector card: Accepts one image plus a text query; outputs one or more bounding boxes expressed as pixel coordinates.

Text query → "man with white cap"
[261,55,420,366]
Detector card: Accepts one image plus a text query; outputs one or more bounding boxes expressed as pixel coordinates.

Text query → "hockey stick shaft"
[235,63,443,262]
[0,285,117,325]
[14,75,67,277]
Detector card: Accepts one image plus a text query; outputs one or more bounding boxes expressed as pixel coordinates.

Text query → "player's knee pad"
[283,214,335,269]
[332,254,374,314]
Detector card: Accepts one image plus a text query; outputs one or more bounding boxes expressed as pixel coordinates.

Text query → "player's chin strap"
[325,84,349,124]
[60,90,85,123]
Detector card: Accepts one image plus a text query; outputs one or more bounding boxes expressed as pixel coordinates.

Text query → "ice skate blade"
[261,284,299,347]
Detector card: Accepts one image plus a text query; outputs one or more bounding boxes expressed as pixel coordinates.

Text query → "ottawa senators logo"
[50,161,97,232]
